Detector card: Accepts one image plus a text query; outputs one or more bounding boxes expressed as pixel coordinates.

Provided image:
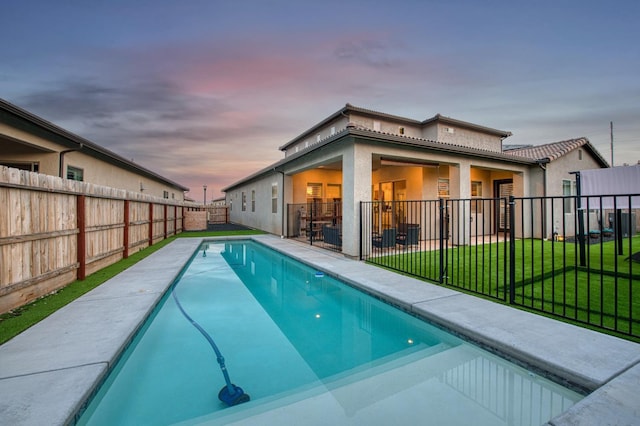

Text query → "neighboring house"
[222,104,609,257]
[211,197,227,207]
[506,138,609,237]
[0,98,189,200]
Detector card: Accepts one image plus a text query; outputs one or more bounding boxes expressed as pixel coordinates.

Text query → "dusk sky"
[2,1,638,202]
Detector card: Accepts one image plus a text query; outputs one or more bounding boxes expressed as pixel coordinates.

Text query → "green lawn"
[0,230,264,345]
[369,236,640,341]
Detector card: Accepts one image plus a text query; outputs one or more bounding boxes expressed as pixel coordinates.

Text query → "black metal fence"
[361,195,640,339]
[286,201,343,252]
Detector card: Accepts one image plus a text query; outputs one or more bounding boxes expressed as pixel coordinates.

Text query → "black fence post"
[359,201,363,260]
[574,172,587,266]
[509,196,516,304]
[439,198,445,283]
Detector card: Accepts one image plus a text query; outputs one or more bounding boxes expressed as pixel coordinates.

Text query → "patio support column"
[342,142,371,258]
[450,161,471,245]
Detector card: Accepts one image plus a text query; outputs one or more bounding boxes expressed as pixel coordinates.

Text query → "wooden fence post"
[77,195,86,280]
[148,202,154,247]
[164,204,168,239]
[123,200,130,258]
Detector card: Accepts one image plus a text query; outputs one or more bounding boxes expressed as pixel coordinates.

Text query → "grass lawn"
[0,230,264,345]
[369,236,640,342]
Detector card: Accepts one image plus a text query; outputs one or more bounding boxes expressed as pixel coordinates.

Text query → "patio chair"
[397,225,419,248]
[323,225,342,247]
[373,228,397,249]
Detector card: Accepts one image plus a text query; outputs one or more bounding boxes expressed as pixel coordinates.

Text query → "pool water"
[77,241,583,425]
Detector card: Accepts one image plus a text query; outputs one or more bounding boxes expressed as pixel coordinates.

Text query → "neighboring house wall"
[0,100,188,200]
[545,148,602,197]
[60,151,183,200]
[545,147,605,238]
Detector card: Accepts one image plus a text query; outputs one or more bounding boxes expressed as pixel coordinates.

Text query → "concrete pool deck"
[0,235,639,425]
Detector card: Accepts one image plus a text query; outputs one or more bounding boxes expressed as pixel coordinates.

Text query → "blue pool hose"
[172,287,250,406]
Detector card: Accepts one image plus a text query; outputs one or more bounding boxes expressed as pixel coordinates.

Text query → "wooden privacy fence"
[0,167,195,314]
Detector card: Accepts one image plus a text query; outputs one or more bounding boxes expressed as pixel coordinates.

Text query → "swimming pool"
[77,240,583,425]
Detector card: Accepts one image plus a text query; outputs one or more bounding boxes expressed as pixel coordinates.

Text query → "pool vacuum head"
[219,384,251,406]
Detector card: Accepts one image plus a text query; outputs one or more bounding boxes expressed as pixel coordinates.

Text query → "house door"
[375,180,406,231]
[494,179,513,232]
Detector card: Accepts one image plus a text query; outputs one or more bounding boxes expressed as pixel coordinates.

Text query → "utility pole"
[610,121,614,167]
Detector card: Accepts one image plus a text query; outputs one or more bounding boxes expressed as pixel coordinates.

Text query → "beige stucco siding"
[1,109,187,200]
[285,117,349,156]
[436,123,503,152]
[227,174,283,234]
[349,112,422,138]
[60,152,182,200]
[545,148,602,197]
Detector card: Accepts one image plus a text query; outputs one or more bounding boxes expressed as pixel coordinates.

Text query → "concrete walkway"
[1,235,639,425]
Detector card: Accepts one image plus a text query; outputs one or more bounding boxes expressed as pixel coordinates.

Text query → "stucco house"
[0,98,189,200]
[223,104,608,257]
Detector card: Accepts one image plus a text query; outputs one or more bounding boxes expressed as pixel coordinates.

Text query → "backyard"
[2,228,639,346]
[369,235,640,341]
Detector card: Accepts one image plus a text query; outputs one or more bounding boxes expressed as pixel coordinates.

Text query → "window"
[66,166,83,181]
[578,149,583,160]
[163,191,169,199]
[242,192,246,211]
[1,161,39,172]
[330,126,336,135]
[326,184,341,216]
[471,181,482,197]
[306,182,322,200]
[398,127,405,135]
[373,120,381,131]
[438,179,450,197]
[251,190,255,212]
[272,183,278,213]
[316,134,321,143]
[563,179,576,214]
[471,181,482,213]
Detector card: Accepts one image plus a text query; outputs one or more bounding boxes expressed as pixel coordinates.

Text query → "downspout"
[274,168,285,237]
[537,160,549,240]
[537,160,548,198]
[59,144,84,178]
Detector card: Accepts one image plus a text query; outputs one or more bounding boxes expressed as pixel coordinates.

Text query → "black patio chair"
[397,225,419,248]
[373,228,397,249]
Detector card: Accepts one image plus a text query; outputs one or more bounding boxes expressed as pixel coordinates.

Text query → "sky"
[1,1,639,202]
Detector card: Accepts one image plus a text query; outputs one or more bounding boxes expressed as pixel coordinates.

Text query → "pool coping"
[0,235,639,425]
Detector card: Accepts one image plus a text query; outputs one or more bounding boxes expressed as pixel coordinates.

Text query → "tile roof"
[506,137,608,166]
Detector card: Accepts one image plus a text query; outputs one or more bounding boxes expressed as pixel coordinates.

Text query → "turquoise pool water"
[77,240,583,425]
